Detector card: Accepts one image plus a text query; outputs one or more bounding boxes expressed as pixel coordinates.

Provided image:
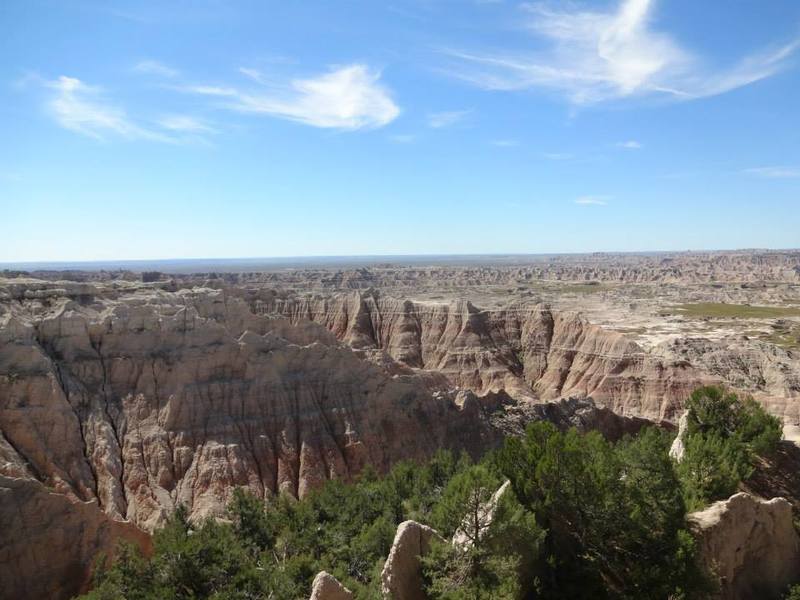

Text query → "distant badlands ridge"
[4,248,800,286]
[1,251,799,598]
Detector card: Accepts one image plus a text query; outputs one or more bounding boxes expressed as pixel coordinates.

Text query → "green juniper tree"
[677,386,782,509]
[423,465,541,600]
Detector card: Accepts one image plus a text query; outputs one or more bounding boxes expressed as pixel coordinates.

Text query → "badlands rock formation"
[689,492,800,599]
[381,520,442,600]
[669,410,689,461]
[1,273,797,599]
[0,282,492,532]
[0,474,151,600]
[658,336,800,423]
[94,249,796,289]
[308,571,353,600]
[258,291,714,421]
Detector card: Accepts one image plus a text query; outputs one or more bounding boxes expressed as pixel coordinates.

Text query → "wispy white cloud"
[37,75,214,144]
[180,84,239,97]
[157,114,215,133]
[188,64,400,130]
[133,60,179,78]
[490,139,519,146]
[575,195,610,205]
[238,67,270,85]
[444,0,799,105]
[45,76,174,142]
[744,166,800,178]
[617,140,642,149]
[427,109,472,128]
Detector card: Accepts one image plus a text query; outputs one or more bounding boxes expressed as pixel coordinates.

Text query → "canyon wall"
[255,291,714,422]
[1,284,496,535]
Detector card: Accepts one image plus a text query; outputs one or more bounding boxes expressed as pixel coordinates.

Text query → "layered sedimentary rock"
[257,291,714,422]
[659,337,800,423]
[13,250,800,289]
[0,474,151,600]
[0,282,736,534]
[689,493,800,599]
[0,284,493,533]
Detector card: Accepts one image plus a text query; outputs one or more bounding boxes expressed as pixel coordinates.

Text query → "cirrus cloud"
[443,0,798,105]
[46,76,173,142]
[133,60,179,78]
[188,64,400,130]
[427,109,472,128]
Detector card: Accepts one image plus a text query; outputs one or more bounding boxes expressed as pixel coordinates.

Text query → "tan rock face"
[1,285,492,533]
[309,571,353,600]
[260,291,715,422]
[689,492,800,599]
[381,520,443,600]
[669,410,689,461]
[0,474,151,600]
[658,337,800,424]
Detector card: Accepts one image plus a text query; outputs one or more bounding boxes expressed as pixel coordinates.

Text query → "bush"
[677,433,752,511]
[493,422,706,599]
[685,386,782,455]
[82,451,474,599]
[422,465,542,599]
[678,386,782,509]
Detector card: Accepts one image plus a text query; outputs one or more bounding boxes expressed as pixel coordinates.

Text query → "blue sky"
[2,0,799,262]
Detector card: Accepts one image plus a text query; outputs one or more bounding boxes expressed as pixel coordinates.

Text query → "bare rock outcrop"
[309,571,353,600]
[381,520,443,600]
[493,396,666,441]
[261,291,715,422]
[669,410,689,461]
[659,337,800,424]
[689,492,800,599]
[0,474,151,600]
[0,285,495,533]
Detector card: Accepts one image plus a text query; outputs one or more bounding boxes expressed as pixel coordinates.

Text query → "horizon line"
[2,246,800,272]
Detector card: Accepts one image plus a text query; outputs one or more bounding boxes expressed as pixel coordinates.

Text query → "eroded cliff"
[256,291,714,421]
[0,283,498,534]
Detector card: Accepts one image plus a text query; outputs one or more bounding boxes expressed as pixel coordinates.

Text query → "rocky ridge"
[1,284,495,533]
